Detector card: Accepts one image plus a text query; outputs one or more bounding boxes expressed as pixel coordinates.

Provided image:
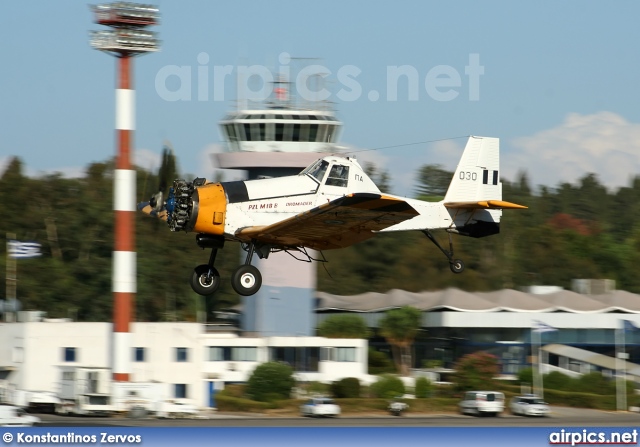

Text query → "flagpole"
[532,326,540,398]
[616,322,627,412]
[5,233,16,323]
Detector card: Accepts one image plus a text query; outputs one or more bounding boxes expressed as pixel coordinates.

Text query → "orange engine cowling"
[190,183,227,235]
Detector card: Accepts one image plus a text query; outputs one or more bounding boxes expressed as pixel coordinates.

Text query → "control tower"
[213,81,342,336]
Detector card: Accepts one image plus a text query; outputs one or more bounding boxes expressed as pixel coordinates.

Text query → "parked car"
[300,397,341,417]
[0,405,40,426]
[458,391,505,416]
[155,399,199,419]
[510,395,550,417]
[388,398,409,416]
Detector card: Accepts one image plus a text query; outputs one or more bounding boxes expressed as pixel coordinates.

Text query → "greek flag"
[7,240,42,259]
[532,320,557,333]
[623,320,639,332]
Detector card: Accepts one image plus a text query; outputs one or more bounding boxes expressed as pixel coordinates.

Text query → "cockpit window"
[325,165,349,187]
[301,160,329,183]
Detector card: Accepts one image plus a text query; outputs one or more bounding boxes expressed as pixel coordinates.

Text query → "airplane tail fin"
[441,136,526,237]
[443,136,502,204]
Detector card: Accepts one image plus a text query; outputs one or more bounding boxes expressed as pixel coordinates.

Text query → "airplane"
[139,136,527,297]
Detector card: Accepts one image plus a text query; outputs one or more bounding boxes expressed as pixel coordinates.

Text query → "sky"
[2,1,640,197]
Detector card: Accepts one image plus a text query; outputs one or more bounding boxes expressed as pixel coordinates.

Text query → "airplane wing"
[444,200,527,210]
[235,193,419,250]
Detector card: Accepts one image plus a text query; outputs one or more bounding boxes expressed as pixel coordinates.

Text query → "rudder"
[443,136,501,203]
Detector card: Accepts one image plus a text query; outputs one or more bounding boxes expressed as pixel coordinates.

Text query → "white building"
[0,316,367,409]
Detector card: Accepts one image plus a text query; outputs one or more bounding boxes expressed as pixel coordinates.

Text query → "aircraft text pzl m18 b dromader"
[139,136,527,296]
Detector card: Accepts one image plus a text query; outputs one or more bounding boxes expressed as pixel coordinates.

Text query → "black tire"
[231,265,262,296]
[450,259,465,274]
[190,264,221,295]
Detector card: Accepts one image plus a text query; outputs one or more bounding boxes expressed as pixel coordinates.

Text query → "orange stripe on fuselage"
[192,183,227,235]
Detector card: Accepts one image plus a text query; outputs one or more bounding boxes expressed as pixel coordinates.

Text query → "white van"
[0,405,41,426]
[458,391,505,416]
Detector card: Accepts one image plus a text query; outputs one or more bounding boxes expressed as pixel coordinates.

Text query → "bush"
[415,377,432,398]
[543,371,576,392]
[453,351,500,392]
[330,377,361,398]
[370,374,405,399]
[246,362,295,402]
[517,367,534,385]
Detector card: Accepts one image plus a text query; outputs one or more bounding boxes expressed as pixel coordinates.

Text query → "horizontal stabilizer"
[444,200,528,210]
[236,193,418,250]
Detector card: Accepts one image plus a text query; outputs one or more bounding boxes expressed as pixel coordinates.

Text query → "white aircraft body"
[140,136,526,296]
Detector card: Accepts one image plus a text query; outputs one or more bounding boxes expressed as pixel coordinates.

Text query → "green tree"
[246,362,295,402]
[368,348,395,375]
[379,306,422,376]
[414,376,432,398]
[370,374,405,399]
[453,351,500,392]
[330,377,361,398]
[317,314,370,338]
[414,164,452,200]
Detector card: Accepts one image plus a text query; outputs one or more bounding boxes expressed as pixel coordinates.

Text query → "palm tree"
[379,306,422,376]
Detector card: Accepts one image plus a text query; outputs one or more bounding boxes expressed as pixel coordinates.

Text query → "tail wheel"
[450,259,465,274]
[190,264,221,295]
[231,265,262,296]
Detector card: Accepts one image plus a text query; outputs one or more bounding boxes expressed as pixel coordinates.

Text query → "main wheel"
[450,259,465,274]
[231,265,262,296]
[190,264,221,295]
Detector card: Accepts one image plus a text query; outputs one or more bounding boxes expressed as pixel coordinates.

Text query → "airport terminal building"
[315,286,640,374]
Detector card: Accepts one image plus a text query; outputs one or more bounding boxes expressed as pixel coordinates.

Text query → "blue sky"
[3,1,640,197]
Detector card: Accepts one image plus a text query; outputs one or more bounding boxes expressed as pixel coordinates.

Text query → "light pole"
[90,2,160,382]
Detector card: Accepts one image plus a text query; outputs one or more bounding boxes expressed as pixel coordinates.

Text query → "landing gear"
[422,229,465,274]
[190,235,268,296]
[231,240,263,296]
[191,264,220,295]
[189,235,225,295]
[231,265,262,296]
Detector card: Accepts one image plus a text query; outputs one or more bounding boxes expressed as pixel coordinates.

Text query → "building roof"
[315,288,640,314]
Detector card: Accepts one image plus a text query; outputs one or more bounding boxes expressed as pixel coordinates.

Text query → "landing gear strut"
[231,240,262,296]
[190,248,221,295]
[422,230,465,274]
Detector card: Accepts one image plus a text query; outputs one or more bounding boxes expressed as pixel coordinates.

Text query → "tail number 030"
[459,171,477,181]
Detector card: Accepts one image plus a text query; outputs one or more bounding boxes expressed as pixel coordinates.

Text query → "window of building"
[233,347,257,361]
[175,347,188,362]
[269,347,319,372]
[134,347,146,362]
[63,347,77,362]
[320,347,356,362]
[336,347,356,362]
[62,371,75,381]
[174,384,187,399]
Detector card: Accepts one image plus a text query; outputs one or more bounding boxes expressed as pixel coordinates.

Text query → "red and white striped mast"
[90,2,160,382]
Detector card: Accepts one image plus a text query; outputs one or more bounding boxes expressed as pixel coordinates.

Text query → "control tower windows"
[308,124,319,142]
[300,124,310,142]
[283,123,293,141]
[292,124,301,142]
[243,123,252,141]
[316,125,328,143]
[275,123,284,141]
